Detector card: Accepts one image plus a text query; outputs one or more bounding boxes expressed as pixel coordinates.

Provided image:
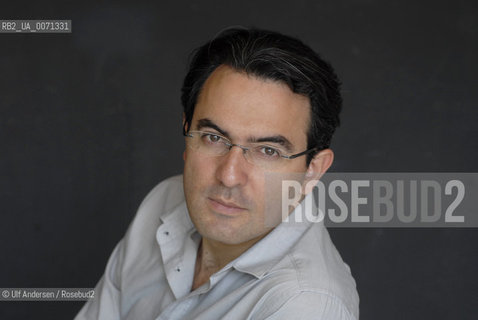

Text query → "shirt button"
[176,267,181,272]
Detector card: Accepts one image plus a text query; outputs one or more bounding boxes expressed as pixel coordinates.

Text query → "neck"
[202,237,255,269]
[191,235,266,290]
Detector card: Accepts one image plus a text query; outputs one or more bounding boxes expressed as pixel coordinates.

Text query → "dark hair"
[181,27,342,165]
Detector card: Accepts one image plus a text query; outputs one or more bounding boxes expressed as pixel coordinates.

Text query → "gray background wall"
[1,0,477,319]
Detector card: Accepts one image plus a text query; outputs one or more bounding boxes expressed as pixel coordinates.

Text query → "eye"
[202,133,222,144]
[260,146,280,158]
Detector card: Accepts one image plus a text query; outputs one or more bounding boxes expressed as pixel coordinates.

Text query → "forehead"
[192,65,311,148]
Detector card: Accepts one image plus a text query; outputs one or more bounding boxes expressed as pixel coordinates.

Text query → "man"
[76,27,359,319]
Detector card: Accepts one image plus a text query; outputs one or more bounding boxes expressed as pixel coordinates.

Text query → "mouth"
[207,197,247,216]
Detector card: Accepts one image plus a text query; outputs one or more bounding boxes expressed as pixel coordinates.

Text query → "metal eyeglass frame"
[184,130,317,160]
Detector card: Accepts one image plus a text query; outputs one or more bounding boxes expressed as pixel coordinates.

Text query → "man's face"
[183,65,311,245]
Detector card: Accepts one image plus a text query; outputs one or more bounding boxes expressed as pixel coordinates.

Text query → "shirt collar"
[159,200,195,234]
[156,201,199,299]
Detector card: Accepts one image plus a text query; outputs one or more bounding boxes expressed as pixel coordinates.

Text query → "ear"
[302,149,334,195]
[182,113,187,161]
[182,113,187,130]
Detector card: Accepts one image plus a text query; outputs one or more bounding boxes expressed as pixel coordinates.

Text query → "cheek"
[184,153,211,210]
[184,151,217,186]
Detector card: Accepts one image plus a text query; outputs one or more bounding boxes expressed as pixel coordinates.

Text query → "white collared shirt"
[75,175,359,320]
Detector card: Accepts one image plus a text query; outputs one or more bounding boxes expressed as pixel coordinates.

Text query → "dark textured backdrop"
[1,1,477,319]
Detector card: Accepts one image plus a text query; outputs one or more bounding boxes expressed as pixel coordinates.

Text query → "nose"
[215,145,249,188]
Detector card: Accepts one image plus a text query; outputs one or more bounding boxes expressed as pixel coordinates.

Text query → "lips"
[207,197,247,215]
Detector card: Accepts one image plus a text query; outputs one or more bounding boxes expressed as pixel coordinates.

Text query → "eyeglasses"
[184,130,316,169]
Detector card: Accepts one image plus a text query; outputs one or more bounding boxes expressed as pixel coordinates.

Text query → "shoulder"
[262,290,358,320]
[252,268,358,320]
[253,224,359,319]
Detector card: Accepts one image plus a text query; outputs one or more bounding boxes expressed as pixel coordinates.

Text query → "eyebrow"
[196,118,229,137]
[195,118,294,153]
